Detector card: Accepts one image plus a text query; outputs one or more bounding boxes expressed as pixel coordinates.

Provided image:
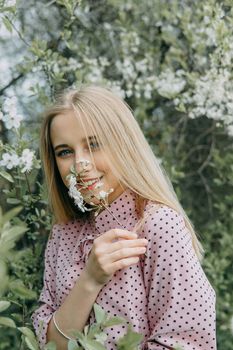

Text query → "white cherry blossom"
[0,152,20,170]
[1,96,23,130]
[67,174,87,212]
[20,149,35,173]
[156,69,186,99]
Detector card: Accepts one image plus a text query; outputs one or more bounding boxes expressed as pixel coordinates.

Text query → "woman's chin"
[85,198,101,206]
[82,191,101,206]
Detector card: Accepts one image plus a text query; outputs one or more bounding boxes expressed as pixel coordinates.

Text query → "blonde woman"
[32,85,216,350]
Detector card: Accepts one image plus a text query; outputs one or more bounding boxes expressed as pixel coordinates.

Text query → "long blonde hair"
[40,85,203,259]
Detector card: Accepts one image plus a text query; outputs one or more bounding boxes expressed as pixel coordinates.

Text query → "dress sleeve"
[31,227,58,349]
[140,206,216,350]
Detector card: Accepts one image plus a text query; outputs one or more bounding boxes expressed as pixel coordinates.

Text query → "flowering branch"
[66,162,125,227]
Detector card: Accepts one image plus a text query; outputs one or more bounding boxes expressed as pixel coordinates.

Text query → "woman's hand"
[84,229,148,286]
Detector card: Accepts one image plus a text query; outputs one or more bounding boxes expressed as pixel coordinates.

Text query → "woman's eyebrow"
[54,144,69,151]
[53,136,97,151]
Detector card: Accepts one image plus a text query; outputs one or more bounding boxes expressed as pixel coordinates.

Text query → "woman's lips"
[86,179,100,190]
[78,176,103,190]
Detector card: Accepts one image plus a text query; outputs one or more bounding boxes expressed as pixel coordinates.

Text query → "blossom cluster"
[0,149,36,173]
[4,0,16,6]
[67,173,88,212]
[0,96,23,130]
[174,66,233,137]
[0,96,39,174]
[155,69,186,99]
[62,24,158,101]
[67,163,113,215]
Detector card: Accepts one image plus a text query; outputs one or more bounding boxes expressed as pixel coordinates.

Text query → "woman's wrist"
[79,268,104,293]
[53,270,103,339]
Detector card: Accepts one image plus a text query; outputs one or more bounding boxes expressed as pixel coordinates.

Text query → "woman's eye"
[56,149,73,157]
[89,141,100,150]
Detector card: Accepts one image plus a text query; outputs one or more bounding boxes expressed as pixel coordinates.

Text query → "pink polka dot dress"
[32,189,216,349]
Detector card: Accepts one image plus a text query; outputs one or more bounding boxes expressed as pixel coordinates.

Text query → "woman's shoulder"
[136,201,186,238]
[145,201,184,221]
[136,202,192,257]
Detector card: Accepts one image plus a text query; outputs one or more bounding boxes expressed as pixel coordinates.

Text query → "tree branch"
[0,73,24,96]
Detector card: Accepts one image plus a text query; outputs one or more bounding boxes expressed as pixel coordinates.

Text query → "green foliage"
[0,206,27,295]
[18,327,39,350]
[0,0,232,349]
[0,206,42,348]
[116,326,143,350]
[43,304,143,349]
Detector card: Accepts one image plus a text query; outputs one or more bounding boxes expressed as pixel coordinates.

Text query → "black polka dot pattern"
[31,189,216,349]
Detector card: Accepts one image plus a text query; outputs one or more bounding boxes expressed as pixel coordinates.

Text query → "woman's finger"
[104,238,148,254]
[96,228,137,244]
[107,256,140,274]
[107,246,147,262]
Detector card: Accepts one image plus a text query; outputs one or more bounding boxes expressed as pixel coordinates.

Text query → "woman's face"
[50,110,125,205]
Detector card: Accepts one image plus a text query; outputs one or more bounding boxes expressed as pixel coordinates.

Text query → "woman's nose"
[75,156,93,176]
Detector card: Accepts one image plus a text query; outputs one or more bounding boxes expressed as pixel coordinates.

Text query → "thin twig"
[101,203,125,227]
[42,65,55,101]
[181,144,209,164]
[198,171,213,218]
[186,132,215,177]
[197,132,215,174]
[78,180,125,227]
[175,115,188,155]
[24,172,32,195]
[5,15,30,47]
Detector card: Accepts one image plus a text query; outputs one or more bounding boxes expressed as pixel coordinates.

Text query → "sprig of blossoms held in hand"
[67,171,89,213]
[66,161,113,215]
[0,149,36,173]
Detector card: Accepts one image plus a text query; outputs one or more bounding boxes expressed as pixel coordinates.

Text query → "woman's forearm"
[46,269,103,350]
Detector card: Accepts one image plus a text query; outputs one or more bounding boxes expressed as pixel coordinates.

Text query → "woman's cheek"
[56,162,70,187]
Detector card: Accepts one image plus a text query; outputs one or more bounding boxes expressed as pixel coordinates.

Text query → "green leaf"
[0,300,10,312]
[1,225,28,242]
[0,316,16,328]
[24,335,40,350]
[18,327,37,339]
[175,102,186,113]
[87,323,101,338]
[83,324,89,336]
[1,6,16,14]
[93,303,106,324]
[1,206,23,225]
[104,316,126,328]
[9,280,37,300]
[116,326,143,350]
[2,16,13,32]
[81,338,106,350]
[69,329,84,340]
[94,331,108,344]
[68,339,81,350]
[0,170,14,183]
[7,198,21,204]
[44,341,57,350]
[0,225,28,252]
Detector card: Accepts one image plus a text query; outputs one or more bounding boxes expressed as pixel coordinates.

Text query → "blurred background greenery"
[0,0,232,349]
